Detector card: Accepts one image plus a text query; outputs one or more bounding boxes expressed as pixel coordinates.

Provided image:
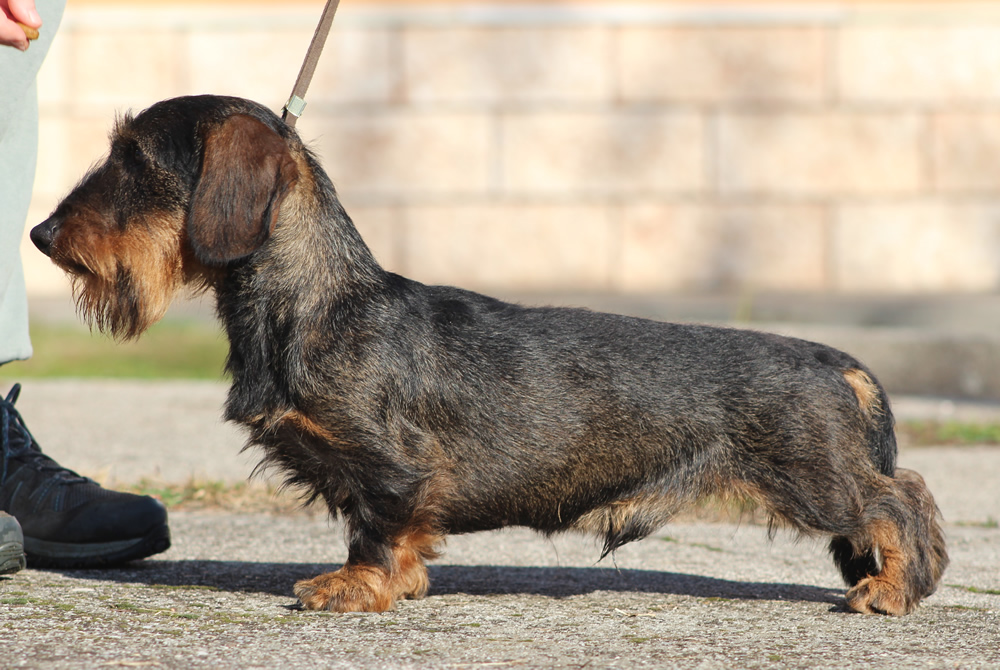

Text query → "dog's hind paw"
[294,565,395,613]
[845,576,914,616]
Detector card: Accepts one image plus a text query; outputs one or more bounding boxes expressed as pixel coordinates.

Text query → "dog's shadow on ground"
[49,560,844,609]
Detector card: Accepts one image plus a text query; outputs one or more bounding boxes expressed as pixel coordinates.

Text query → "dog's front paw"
[845,576,913,616]
[295,565,394,612]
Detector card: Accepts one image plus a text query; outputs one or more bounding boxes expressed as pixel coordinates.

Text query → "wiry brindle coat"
[31,95,947,615]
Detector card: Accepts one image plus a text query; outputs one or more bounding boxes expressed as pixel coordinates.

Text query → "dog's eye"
[116,141,146,173]
[129,145,146,168]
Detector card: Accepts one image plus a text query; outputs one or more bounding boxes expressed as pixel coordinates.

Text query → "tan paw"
[845,576,913,616]
[294,565,394,613]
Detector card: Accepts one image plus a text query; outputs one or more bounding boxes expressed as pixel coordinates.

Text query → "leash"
[281,0,342,128]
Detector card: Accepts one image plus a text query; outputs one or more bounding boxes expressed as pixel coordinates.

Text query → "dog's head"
[30,95,300,339]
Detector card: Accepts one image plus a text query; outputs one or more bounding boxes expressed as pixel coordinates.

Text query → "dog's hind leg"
[748,461,946,615]
[740,368,946,615]
[830,370,947,614]
[831,468,948,615]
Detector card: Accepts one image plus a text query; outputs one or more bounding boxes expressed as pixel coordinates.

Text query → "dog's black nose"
[30,217,60,256]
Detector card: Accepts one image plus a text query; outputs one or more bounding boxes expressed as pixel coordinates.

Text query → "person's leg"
[0,84,35,365]
[1,0,171,568]
[0,0,55,365]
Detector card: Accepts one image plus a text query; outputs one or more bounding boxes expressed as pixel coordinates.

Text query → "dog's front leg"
[295,523,441,612]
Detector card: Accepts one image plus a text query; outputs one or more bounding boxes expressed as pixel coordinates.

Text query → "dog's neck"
[212,156,388,420]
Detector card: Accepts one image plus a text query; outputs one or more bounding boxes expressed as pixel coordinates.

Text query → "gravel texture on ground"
[1,380,998,668]
[3,515,998,669]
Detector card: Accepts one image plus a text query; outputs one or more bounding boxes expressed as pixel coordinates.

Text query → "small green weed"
[899,421,1000,446]
[948,584,1000,596]
[121,477,317,514]
[954,517,999,529]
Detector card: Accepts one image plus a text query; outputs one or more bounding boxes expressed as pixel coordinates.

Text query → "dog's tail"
[841,367,896,477]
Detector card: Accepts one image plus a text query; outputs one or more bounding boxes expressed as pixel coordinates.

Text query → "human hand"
[1,0,41,51]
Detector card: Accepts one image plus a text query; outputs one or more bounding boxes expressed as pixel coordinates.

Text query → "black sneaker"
[1,384,171,568]
[0,511,26,574]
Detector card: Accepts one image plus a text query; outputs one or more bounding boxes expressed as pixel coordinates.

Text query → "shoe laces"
[1,384,89,488]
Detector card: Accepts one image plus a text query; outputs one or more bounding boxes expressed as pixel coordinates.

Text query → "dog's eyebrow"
[111,111,136,140]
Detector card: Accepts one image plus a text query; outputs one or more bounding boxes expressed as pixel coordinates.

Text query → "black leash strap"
[282,0,342,128]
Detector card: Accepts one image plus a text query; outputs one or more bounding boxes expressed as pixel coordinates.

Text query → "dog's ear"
[188,114,299,265]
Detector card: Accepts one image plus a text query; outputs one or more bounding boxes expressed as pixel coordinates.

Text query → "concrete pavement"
[0,379,998,668]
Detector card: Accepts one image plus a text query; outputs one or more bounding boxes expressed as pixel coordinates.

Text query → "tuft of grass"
[898,420,1000,447]
[0,320,228,380]
[108,601,146,612]
[947,584,1000,596]
[149,584,219,592]
[954,517,999,529]
[942,605,989,613]
[121,477,321,515]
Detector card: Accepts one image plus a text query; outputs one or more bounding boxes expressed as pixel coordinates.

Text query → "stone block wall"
[20,2,1000,297]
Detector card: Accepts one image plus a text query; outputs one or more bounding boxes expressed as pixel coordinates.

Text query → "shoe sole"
[24,523,171,569]
[0,540,27,575]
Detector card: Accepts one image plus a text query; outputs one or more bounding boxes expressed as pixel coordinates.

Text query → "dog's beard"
[58,212,187,340]
[71,268,169,340]
[68,242,183,341]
